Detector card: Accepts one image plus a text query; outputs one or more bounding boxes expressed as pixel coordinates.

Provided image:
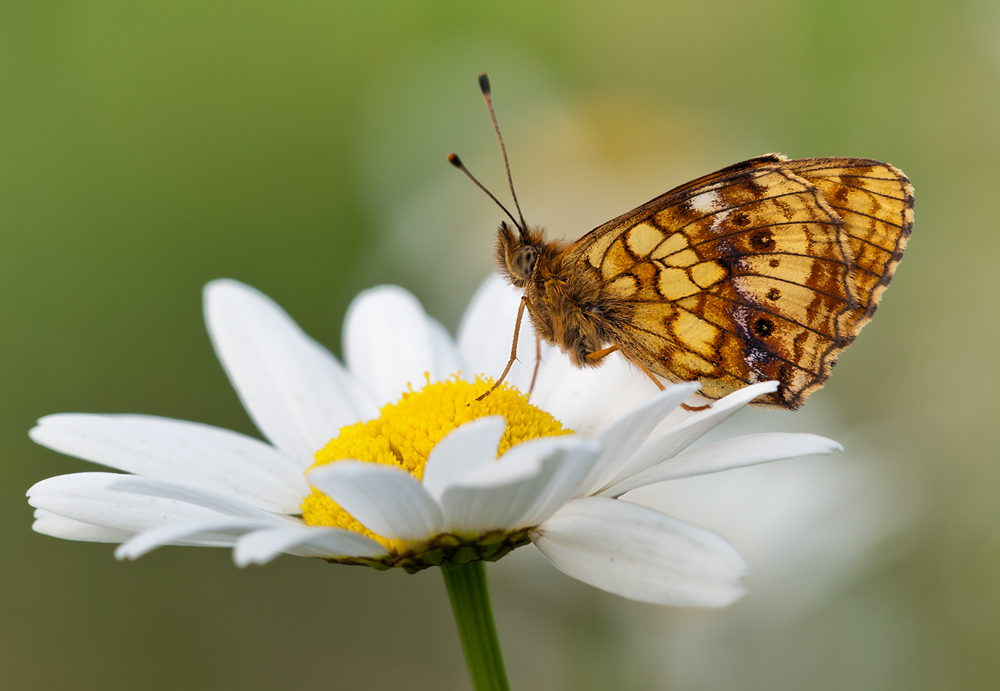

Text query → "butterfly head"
[496,221,546,288]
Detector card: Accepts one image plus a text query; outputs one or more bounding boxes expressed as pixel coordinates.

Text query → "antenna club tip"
[447,152,462,167]
[478,73,491,95]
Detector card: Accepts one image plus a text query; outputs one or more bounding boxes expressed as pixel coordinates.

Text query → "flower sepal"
[324,529,532,574]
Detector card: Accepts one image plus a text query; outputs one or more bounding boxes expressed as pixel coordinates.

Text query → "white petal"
[531,497,748,607]
[307,462,443,542]
[30,414,309,513]
[625,381,782,481]
[602,433,843,497]
[27,472,231,533]
[109,476,284,522]
[31,509,133,543]
[529,350,662,438]
[511,439,605,528]
[577,383,700,496]
[344,286,461,406]
[115,519,277,560]
[456,276,538,392]
[233,526,387,566]
[421,417,506,502]
[204,279,377,463]
[428,318,464,382]
[440,437,601,535]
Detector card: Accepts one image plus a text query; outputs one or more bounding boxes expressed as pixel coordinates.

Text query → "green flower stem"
[442,560,511,691]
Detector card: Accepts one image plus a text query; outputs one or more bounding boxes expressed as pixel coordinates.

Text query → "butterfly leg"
[627,356,666,392]
[528,330,542,396]
[477,296,529,401]
[584,344,622,364]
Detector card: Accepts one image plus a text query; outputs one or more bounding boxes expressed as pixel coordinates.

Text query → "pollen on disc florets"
[302,375,571,571]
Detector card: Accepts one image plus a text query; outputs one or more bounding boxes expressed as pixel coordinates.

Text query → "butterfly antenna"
[447,153,522,230]
[478,72,528,235]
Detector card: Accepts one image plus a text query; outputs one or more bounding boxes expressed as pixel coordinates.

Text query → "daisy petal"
[428,319,464,382]
[30,414,309,513]
[625,381,782,480]
[234,526,387,566]
[531,497,748,607]
[115,519,277,560]
[440,437,601,535]
[577,383,701,496]
[514,439,605,528]
[344,286,462,406]
[204,279,377,463]
[109,477,284,522]
[307,462,444,542]
[27,472,229,533]
[456,276,538,392]
[529,350,660,438]
[32,509,133,543]
[421,417,506,502]
[602,433,843,497]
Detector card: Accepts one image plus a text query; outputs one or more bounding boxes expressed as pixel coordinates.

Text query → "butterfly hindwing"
[786,158,913,338]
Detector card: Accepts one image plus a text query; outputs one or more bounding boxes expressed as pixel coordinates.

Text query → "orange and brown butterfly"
[450,74,913,409]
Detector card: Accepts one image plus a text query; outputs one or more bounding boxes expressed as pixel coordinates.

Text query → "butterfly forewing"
[565,154,911,408]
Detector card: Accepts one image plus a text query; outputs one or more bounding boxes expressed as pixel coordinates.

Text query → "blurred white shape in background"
[635,399,915,625]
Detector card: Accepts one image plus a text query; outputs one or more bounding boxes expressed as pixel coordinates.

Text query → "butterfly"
[451,75,913,409]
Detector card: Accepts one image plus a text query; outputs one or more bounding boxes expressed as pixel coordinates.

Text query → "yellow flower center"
[302,375,571,560]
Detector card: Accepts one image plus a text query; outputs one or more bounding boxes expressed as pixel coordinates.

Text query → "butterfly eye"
[512,245,538,280]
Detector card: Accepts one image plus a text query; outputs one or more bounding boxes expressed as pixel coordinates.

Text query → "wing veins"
[730,271,854,303]
[793,167,906,180]
[625,291,843,342]
[835,228,908,257]
[618,289,839,366]
[671,304,819,377]
[814,181,911,202]
[827,205,907,230]
[788,161,896,174]
[614,323,755,387]
[648,189,832,238]
[734,249,860,272]
[679,220,844,258]
[794,167,904,177]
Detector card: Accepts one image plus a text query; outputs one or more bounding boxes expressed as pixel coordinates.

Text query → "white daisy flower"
[26,276,840,607]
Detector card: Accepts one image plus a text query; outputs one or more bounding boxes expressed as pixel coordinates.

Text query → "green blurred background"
[2,1,998,689]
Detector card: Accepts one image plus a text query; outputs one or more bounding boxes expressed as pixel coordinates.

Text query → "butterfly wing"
[786,158,913,337]
[565,155,911,409]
